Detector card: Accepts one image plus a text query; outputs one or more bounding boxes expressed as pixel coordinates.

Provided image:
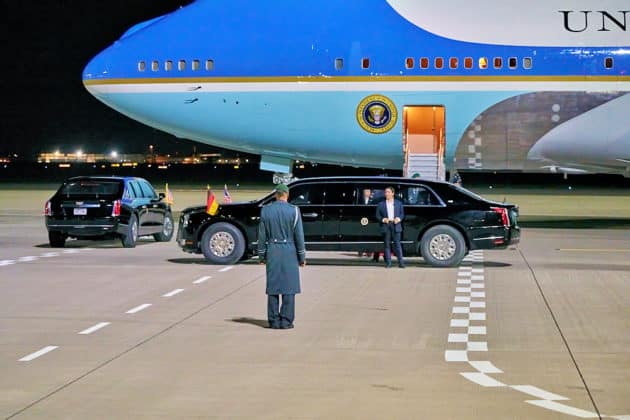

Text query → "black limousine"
[177,177,520,267]
[177,177,519,267]
[45,176,174,248]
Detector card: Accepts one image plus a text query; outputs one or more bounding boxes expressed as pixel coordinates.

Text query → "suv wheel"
[154,212,174,242]
[420,225,466,267]
[121,214,139,248]
[48,231,66,248]
[200,222,245,265]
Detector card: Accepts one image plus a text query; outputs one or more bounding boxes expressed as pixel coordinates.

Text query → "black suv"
[45,176,174,248]
[177,177,520,267]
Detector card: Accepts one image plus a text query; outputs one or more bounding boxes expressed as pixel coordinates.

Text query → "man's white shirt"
[386,200,395,221]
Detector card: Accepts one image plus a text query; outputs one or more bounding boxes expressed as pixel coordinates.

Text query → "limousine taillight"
[491,207,510,227]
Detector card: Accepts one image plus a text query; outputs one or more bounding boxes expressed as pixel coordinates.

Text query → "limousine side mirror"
[158,193,166,200]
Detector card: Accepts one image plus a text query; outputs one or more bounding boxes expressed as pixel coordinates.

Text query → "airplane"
[82,0,630,179]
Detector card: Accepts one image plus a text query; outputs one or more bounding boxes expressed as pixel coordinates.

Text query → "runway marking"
[558,248,630,253]
[193,276,211,284]
[162,288,184,298]
[40,252,60,258]
[444,250,629,419]
[126,303,152,314]
[219,266,234,272]
[1,249,91,268]
[19,346,58,362]
[78,322,111,335]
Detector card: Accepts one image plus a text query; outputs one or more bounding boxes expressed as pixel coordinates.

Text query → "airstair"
[402,106,446,181]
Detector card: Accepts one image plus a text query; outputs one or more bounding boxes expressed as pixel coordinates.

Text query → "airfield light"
[111,151,118,158]
[54,150,60,156]
[76,150,83,157]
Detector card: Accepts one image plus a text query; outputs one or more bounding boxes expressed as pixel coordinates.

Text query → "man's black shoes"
[280,324,294,329]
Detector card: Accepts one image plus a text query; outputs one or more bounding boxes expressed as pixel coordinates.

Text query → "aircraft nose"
[83,46,114,84]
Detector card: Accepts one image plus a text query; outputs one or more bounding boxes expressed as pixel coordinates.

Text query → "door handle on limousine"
[302,212,319,218]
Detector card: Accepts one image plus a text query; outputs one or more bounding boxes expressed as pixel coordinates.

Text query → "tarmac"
[0,190,629,419]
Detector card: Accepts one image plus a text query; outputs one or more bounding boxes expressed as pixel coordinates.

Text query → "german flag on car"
[206,186,219,215]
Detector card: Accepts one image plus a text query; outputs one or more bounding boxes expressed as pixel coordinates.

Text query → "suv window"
[323,184,356,205]
[289,184,324,205]
[138,180,157,199]
[59,180,123,197]
[400,185,439,206]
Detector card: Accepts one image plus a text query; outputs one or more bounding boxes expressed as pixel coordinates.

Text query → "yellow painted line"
[557,248,630,253]
[83,75,630,86]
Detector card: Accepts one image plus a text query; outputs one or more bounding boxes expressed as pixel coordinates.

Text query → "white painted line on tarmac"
[448,333,468,343]
[511,385,569,401]
[453,306,470,314]
[471,291,485,298]
[471,283,485,289]
[19,346,58,362]
[40,252,60,258]
[525,400,600,418]
[445,350,468,362]
[454,296,471,303]
[472,268,484,273]
[460,372,506,387]
[0,260,16,266]
[469,312,486,321]
[457,279,471,285]
[18,256,39,262]
[78,322,111,335]
[467,341,488,351]
[62,249,79,254]
[456,287,471,293]
[219,266,234,272]
[469,361,503,374]
[451,319,469,327]
[471,275,485,281]
[193,276,211,284]
[468,326,487,335]
[126,304,152,314]
[162,288,184,298]
[470,301,486,308]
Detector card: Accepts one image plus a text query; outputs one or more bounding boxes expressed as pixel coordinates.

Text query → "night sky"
[1,0,227,159]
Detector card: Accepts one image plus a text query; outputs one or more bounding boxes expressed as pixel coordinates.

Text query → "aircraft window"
[464,57,473,69]
[151,61,159,72]
[479,57,488,69]
[493,57,503,69]
[420,57,429,69]
[206,59,214,71]
[523,57,532,69]
[434,57,444,69]
[138,61,146,72]
[335,58,344,71]
[165,60,173,71]
[192,60,200,71]
[406,57,415,69]
[178,60,186,71]
[605,57,614,69]
[449,57,458,69]
[509,57,518,69]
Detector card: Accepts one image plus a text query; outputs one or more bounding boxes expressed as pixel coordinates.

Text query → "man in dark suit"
[375,186,406,268]
[258,184,306,329]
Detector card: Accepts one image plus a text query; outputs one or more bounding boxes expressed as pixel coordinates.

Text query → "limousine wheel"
[200,222,245,265]
[420,225,466,267]
[48,231,66,248]
[121,214,138,248]
[154,213,174,242]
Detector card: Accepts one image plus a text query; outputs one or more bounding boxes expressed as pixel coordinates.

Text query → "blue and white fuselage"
[83,0,630,176]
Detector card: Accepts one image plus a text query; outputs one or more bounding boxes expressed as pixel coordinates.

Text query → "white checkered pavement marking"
[444,250,625,418]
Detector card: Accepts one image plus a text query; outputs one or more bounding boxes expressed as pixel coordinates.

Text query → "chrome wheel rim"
[209,232,235,257]
[429,234,456,260]
[131,221,138,242]
[163,217,173,236]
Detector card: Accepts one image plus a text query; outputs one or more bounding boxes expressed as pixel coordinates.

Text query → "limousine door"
[338,185,384,252]
[288,184,325,246]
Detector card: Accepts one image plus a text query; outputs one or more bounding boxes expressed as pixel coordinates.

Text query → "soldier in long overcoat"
[257,184,306,329]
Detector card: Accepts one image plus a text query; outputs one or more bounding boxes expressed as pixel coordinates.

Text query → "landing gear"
[273,172,295,185]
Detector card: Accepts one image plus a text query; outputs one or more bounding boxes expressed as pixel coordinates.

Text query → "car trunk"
[50,180,123,220]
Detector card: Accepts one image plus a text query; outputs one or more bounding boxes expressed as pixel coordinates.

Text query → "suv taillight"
[112,200,121,217]
[491,207,510,227]
[44,201,52,216]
